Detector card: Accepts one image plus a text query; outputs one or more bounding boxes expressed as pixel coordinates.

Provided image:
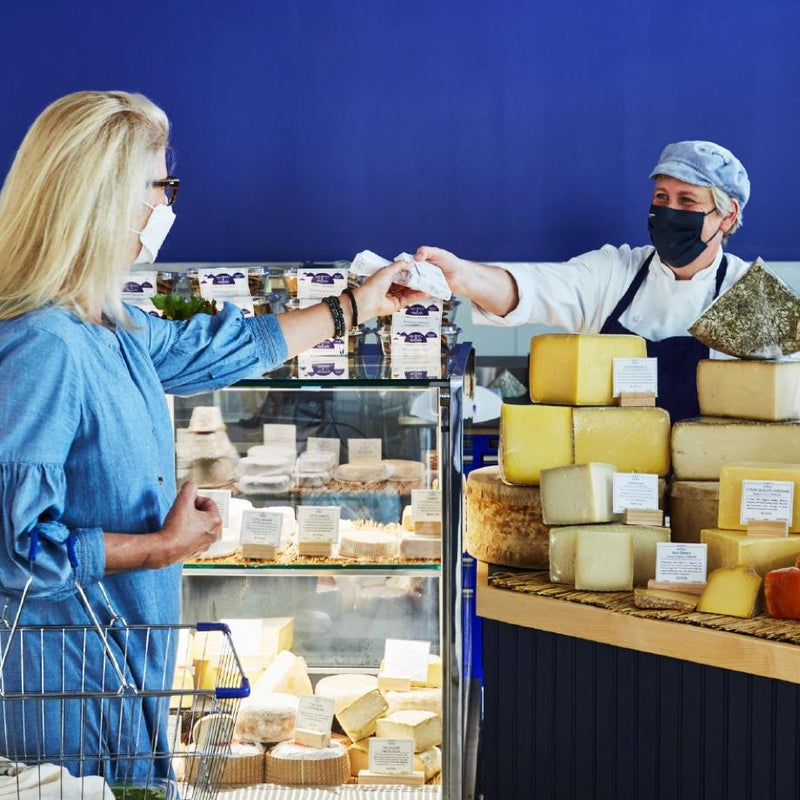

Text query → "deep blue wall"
[1,1,798,264]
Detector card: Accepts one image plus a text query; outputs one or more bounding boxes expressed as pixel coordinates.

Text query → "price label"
[613,358,658,397]
[307,437,341,466]
[262,424,297,449]
[369,738,415,775]
[383,639,431,682]
[740,480,794,525]
[412,490,442,523]
[239,509,284,548]
[297,506,340,543]
[348,438,382,463]
[296,694,335,735]
[198,489,231,527]
[655,543,707,584]
[612,473,659,514]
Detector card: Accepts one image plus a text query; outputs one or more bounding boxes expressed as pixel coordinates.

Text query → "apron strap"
[603,251,655,328]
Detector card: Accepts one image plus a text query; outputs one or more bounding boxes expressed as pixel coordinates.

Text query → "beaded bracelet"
[322,295,346,339]
[342,287,359,333]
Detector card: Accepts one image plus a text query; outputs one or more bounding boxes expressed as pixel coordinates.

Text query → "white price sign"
[613,357,658,397]
[612,473,659,514]
[655,543,707,584]
[348,438,382,463]
[297,506,340,543]
[296,694,335,735]
[369,738,415,775]
[740,480,794,525]
[239,509,284,548]
[262,424,297,448]
[383,639,431,682]
[198,489,231,527]
[412,490,443,523]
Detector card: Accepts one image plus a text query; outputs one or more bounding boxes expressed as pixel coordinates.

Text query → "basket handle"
[196,622,252,700]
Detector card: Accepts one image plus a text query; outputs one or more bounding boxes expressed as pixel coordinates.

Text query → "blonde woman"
[0,90,419,781]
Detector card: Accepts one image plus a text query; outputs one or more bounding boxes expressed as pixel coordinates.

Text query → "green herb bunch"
[152,294,218,320]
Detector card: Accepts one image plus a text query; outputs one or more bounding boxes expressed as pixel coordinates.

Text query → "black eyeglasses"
[149,175,180,206]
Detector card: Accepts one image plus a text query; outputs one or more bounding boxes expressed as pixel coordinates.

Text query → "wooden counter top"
[476,559,800,685]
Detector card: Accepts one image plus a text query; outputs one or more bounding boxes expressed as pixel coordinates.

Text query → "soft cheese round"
[234,691,299,743]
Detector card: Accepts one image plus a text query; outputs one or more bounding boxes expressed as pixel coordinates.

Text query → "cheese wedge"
[701,528,800,576]
[697,359,800,421]
[633,587,698,611]
[539,462,617,526]
[698,566,762,617]
[574,528,634,591]
[718,462,800,532]
[529,333,646,405]
[500,404,573,484]
[375,710,442,752]
[335,688,388,742]
[250,650,312,698]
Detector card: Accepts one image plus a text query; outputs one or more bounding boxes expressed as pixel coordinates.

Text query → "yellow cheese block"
[700,528,800,576]
[573,407,671,476]
[574,527,634,591]
[500,404,573,484]
[529,333,647,405]
[718,462,800,532]
[697,359,800,421]
[697,565,762,618]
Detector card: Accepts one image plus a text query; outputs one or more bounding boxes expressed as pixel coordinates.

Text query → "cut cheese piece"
[549,526,578,584]
[668,481,719,544]
[689,258,800,359]
[385,688,442,716]
[630,525,671,586]
[529,332,647,405]
[500,404,573,484]
[402,505,414,531]
[375,710,442,752]
[633,587,698,611]
[573,527,634,591]
[718,462,800,531]
[671,418,800,480]
[697,565,762,617]
[539,462,617,525]
[697,359,800,421]
[465,466,549,568]
[335,688,388,741]
[347,739,371,777]
[266,740,350,786]
[400,533,441,560]
[338,529,398,560]
[251,650,312,698]
[572,407,671,476]
[765,567,800,619]
[314,674,379,715]
[700,528,800,576]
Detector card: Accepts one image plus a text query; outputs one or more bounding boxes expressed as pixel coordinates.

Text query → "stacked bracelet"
[322,295,346,339]
[342,287,359,333]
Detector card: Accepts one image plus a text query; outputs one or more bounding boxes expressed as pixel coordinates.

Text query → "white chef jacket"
[472,244,751,345]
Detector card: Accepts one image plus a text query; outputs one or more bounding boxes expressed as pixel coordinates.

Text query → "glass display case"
[173,343,474,798]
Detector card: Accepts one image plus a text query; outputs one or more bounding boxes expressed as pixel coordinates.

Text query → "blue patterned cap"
[649,140,750,208]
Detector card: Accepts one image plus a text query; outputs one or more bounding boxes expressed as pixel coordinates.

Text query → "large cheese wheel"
[266,740,350,786]
[465,466,549,568]
[234,692,298,743]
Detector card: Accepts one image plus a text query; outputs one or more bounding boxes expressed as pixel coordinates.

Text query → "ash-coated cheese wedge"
[671,418,800,480]
[375,710,442,752]
[765,567,800,619]
[335,688,388,741]
[572,407,671,476]
[697,565,762,618]
[697,359,800,421]
[465,466,550,568]
[529,333,647,405]
[573,528,634,591]
[718,462,800,532]
[633,587,698,612]
[539,462,617,526]
[668,481,719,544]
[701,528,800,576]
[500,403,574,484]
[314,674,379,715]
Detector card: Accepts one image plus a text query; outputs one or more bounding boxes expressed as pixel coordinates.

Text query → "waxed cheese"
[765,567,800,619]
[574,528,634,590]
[539,462,617,526]
[529,333,646,405]
[718,462,800,532]
[697,565,762,618]
[500,404,573,484]
[572,407,671,476]
[700,528,800,576]
[465,466,550,568]
[671,418,800,480]
[697,359,800,421]
[668,481,719,544]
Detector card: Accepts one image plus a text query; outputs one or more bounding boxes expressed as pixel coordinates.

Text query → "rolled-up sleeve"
[127,303,288,396]
[0,330,105,599]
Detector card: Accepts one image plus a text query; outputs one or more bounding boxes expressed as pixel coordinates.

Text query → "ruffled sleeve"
[124,303,288,396]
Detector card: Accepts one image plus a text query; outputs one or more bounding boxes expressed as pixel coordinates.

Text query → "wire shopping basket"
[0,531,250,799]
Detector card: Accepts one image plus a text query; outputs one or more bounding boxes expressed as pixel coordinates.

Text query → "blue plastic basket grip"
[66,533,78,569]
[215,677,250,700]
[196,621,231,635]
[27,528,40,563]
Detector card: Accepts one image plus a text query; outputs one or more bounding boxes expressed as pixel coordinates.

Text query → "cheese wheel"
[465,466,549,568]
[400,534,441,560]
[383,459,425,482]
[335,463,390,483]
[235,455,296,477]
[338,529,398,560]
[234,692,298,743]
[236,474,294,494]
[266,740,350,786]
[314,674,379,715]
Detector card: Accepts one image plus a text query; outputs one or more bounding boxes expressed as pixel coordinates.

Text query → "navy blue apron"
[600,251,728,423]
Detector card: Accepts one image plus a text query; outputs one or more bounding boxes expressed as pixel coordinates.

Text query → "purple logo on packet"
[141,280,153,289]
[311,273,335,285]
[405,332,428,345]
[232,272,246,280]
[211,273,236,285]
[312,363,335,376]
[333,366,346,376]
[315,339,335,350]
[405,304,428,317]
[124,281,144,293]
[405,370,429,378]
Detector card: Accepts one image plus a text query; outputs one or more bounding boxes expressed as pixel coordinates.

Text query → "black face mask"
[648,204,720,268]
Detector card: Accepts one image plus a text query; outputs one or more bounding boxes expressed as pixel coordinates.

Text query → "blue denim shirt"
[0,301,287,778]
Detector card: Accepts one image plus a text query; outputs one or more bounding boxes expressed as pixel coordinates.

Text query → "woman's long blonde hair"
[0,90,169,321]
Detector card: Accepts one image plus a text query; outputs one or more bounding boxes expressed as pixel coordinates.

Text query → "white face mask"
[132,201,176,264]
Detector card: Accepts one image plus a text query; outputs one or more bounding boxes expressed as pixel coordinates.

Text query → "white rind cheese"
[338,529,398,560]
[266,740,350,786]
[234,692,298,743]
[335,688,389,741]
[314,674,379,715]
[375,710,443,752]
